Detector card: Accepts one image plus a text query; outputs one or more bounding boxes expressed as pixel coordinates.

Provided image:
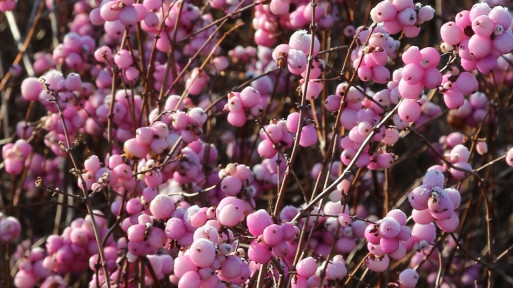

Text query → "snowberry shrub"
[1,0,513,287]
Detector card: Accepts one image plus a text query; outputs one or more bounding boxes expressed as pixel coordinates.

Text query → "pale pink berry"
[248,239,271,264]
[21,77,43,101]
[257,139,277,158]
[239,86,261,108]
[262,224,283,246]
[220,175,243,196]
[398,99,421,122]
[227,111,246,127]
[218,204,244,227]
[412,222,436,243]
[165,218,186,240]
[476,141,488,155]
[399,268,419,288]
[440,22,463,46]
[246,209,272,236]
[299,125,318,147]
[124,138,148,159]
[379,217,401,238]
[365,254,390,272]
[296,256,317,277]
[190,238,216,268]
[149,194,175,220]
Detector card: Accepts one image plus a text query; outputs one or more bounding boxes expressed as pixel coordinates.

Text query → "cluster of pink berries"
[272,30,321,77]
[89,242,173,287]
[292,255,348,287]
[52,32,95,72]
[246,209,299,265]
[124,203,170,259]
[12,213,112,288]
[14,247,65,288]
[440,3,513,73]
[447,91,492,128]
[217,163,255,198]
[445,144,474,180]
[67,1,95,36]
[27,70,94,156]
[167,198,253,286]
[257,119,293,158]
[330,82,397,169]
[314,204,365,255]
[225,86,264,127]
[439,71,479,110]
[364,209,411,271]
[407,235,483,287]
[351,26,399,84]
[409,168,462,233]
[0,213,21,242]
[251,153,286,190]
[23,153,63,198]
[253,1,336,47]
[389,46,443,123]
[2,139,32,175]
[370,0,435,37]
[123,121,178,159]
[433,134,475,181]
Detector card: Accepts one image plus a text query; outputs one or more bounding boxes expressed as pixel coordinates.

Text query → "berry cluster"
[257,119,294,158]
[2,139,32,175]
[351,26,398,84]
[364,209,411,271]
[225,86,264,127]
[370,0,435,37]
[447,91,492,128]
[292,255,348,287]
[409,169,462,233]
[439,71,479,110]
[440,3,513,73]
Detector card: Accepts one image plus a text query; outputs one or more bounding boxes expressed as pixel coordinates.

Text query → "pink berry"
[399,268,419,288]
[365,254,390,272]
[227,111,246,127]
[21,77,43,101]
[165,218,186,239]
[218,204,244,227]
[296,256,317,277]
[257,139,277,158]
[398,99,421,122]
[378,217,401,238]
[248,239,271,264]
[190,238,216,268]
[178,271,202,288]
[386,209,407,226]
[150,194,175,220]
[468,34,492,59]
[299,124,318,147]
[411,222,436,243]
[239,86,261,108]
[374,1,397,22]
[380,237,399,253]
[440,22,463,46]
[262,224,283,246]
[246,209,272,236]
[220,175,243,196]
